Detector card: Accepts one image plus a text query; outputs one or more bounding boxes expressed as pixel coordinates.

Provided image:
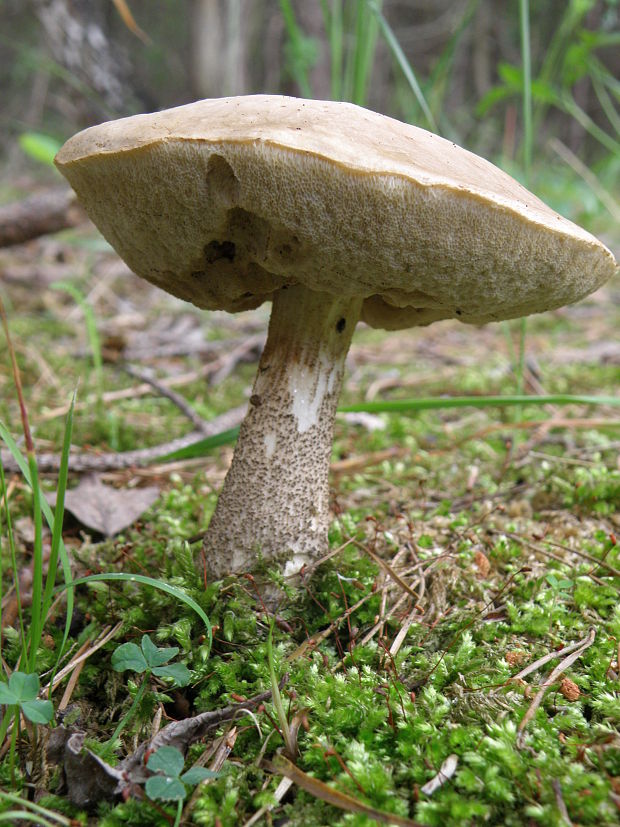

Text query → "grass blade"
[51,282,104,417]
[351,0,379,105]
[0,460,3,641]
[516,3,531,416]
[27,452,43,671]
[320,0,343,100]
[42,389,76,619]
[368,0,437,131]
[426,0,479,132]
[0,458,27,657]
[278,0,314,98]
[519,0,532,178]
[269,754,422,826]
[267,621,295,757]
[0,793,72,825]
[0,421,75,676]
[44,390,77,696]
[559,91,620,155]
[341,394,620,414]
[62,573,212,652]
[0,297,43,669]
[549,137,620,223]
[0,812,61,827]
[159,426,241,461]
[590,70,620,137]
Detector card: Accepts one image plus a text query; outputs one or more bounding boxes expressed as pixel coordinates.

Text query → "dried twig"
[0,405,246,473]
[450,418,620,451]
[58,658,85,712]
[181,726,240,820]
[122,363,214,434]
[37,337,257,420]
[208,333,265,385]
[359,589,411,648]
[390,606,422,659]
[120,686,282,780]
[242,777,294,827]
[286,593,373,662]
[551,778,574,826]
[351,538,420,601]
[516,628,596,747]
[510,633,596,684]
[44,623,124,697]
[330,446,406,475]
[497,529,620,582]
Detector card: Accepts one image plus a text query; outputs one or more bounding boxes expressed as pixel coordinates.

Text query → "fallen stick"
[0,405,246,473]
[122,362,220,434]
[0,188,84,247]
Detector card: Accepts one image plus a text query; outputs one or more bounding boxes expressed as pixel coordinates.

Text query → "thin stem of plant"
[267,623,295,758]
[108,672,150,745]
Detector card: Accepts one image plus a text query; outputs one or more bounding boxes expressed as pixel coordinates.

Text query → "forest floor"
[0,204,619,825]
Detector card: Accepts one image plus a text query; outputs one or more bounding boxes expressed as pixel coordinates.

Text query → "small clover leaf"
[152,662,191,687]
[545,573,573,592]
[0,672,53,724]
[141,634,179,668]
[112,635,188,684]
[111,642,148,673]
[8,671,40,701]
[153,663,192,686]
[0,684,13,705]
[145,746,219,802]
[22,698,54,724]
[147,745,185,777]
[145,774,186,801]
[109,635,192,743]
[181,767,218,785]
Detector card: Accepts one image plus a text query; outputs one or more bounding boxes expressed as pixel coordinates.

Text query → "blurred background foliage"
[1,0,619,237]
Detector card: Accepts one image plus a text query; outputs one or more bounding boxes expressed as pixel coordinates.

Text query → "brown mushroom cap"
[55,95,617,327]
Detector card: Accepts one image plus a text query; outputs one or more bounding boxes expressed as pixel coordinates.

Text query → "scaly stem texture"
[204,285,361,578]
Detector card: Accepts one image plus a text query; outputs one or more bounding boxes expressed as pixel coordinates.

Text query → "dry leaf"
[559,677,580,701]
[47,727,124,808]
[473,550,490,578]
[505,650,527,667]
[47,689,276,806]
[48,474,159,536]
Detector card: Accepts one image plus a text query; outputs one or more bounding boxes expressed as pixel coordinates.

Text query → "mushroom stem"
[204,284,362,579]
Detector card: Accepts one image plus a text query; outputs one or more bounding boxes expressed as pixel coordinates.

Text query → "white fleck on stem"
[203,285,362,579]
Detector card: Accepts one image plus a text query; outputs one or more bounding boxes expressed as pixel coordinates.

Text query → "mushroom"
[55,95,617,581]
